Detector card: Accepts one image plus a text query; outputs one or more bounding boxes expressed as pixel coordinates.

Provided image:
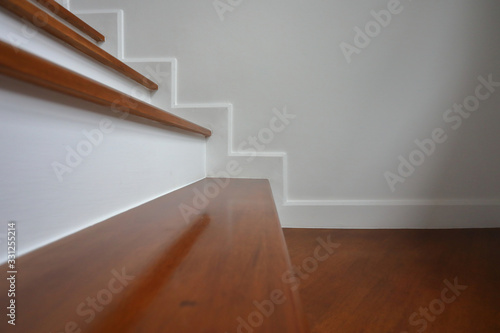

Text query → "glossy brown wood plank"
[0,0,157,90]
[34,0,105,42]
[0,40,212,137]
[283,228,500,333]
[0,179,308,333]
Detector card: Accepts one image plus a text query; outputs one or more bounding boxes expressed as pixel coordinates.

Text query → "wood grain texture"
[283,228,500,333]
[0,179,309,333]
[0,40,212,137]
[0,0,157,90]
[34,0,105,42]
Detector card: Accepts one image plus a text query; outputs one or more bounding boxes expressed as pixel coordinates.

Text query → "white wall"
[0,9,206,262]
[69,0,500,228]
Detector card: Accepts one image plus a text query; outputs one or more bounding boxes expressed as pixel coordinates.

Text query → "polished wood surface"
[0,0,157,90]
[0,179,309,333]
[283,228,500,333]
[34,0,105,42]
[0,40,212,137]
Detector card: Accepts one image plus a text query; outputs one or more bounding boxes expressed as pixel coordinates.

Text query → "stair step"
[0,40,211,137]
[33,0,105,42]
[0,178,309,333]
[75,11,122,58]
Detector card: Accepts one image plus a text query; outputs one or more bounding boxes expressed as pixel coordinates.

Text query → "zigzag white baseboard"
[69,4,500,228]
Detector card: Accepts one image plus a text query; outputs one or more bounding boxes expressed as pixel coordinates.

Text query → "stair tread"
[1,178,309,333]
[0,40,211,137]
[33,0,105,42]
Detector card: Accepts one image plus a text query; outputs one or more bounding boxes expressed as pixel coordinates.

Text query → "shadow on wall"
[386,0,500,227]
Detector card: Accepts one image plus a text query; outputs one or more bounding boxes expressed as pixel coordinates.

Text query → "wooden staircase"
[0,3,309,331]
[0,179,310,332]
[0,0,157,89]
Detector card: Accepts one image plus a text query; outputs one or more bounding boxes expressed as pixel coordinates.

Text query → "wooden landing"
[283,228,500,333]
[1,178,309,333]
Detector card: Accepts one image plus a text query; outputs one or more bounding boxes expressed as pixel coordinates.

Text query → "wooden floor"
[283,228,500,333]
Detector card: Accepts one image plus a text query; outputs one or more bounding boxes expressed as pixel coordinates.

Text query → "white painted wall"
[0,9,206,262]
[69,0,500,228]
